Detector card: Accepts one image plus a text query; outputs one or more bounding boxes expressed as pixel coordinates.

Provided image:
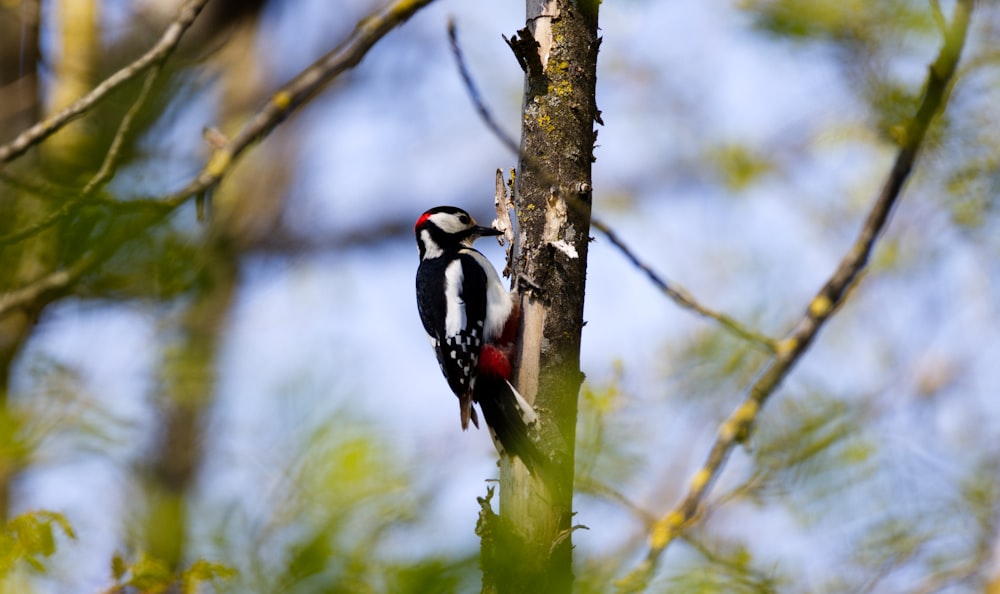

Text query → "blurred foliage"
[104,553,235,594]
[706,144,776,192]
[742,0,934,47]
[665,327,769,413]
[937,94,1000,236]
[739,0,959,153]
[203,415,480,594]
[0,511,74,586]
[738,392,875,511]
[576,363,645,489]
[20,356,129,456]
[842,456,1000,593]
[664,536,784,594]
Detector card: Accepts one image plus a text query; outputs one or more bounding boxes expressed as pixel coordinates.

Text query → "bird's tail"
[459,392,479,430]
[476,376,548,474]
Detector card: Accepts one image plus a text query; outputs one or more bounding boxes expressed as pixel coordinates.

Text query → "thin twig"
[140,0,435,216]
[929,0,948,39]
[81,69,162,196]
[0,228,127,316]
[590,218,778,352]
[617,2,974,591]
[575,475,656,526]
[0,65,164,246]
[0,0,210,165]
[448,20,777,352]
[0,0,437,320]
[0,169,77,201]
[680,534,781,590]
[448,19,521,154]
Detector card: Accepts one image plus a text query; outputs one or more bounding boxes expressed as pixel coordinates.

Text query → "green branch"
[618,1,974,590]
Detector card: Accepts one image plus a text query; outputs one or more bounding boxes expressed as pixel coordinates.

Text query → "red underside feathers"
[500,300,520,345]
[479,344,512,380]
[494,300,520,362]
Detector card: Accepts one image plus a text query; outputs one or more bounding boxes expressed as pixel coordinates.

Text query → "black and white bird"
[414,206,545,471]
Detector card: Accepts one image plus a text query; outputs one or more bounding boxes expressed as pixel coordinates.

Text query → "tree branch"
[589,218,778,352]
[0,226,128,316]
[0,0,209,165]
[0,0,437,320]
[0,65,164,246]
[575,475,656,526]
[164,0,437,213]
[618,2,974,590]
[448,20,520,154]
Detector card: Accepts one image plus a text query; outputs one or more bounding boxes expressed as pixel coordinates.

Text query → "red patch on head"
[479,344,512,380]
[414,212,433,232]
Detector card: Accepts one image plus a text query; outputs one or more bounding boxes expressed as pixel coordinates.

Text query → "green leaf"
[0,511,75,580]
[707,143,775,192]
[126,553,173,593]
[182,559,237,594]
[111,552,128,581]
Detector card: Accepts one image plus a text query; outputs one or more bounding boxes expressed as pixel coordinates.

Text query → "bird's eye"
[459,215,471,225]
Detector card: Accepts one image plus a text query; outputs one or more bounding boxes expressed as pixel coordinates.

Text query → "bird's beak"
[473,225,503,238]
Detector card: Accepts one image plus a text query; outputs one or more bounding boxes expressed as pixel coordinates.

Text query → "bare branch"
[449,20,776,351]
[139,0,437,223]
[590,218,778,352]
[81,68,162,196]
[618,2,974,590]
[0,65,164,246]
[575,475,656,526]
[0,226,130,317]
[448,20,521,154]
[0,170,77,202]
[0,0,210,165]
[0,0,437,320]
[203,0,438,180]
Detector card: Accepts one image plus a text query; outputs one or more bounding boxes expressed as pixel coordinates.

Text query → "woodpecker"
[414,206,545,472]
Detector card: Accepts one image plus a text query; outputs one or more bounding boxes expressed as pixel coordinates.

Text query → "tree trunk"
[144,235,237,571]
[0,0,85,521]
[484,1,600,592]
[141,16,276,572]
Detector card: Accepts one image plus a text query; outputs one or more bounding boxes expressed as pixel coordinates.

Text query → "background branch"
[618,1,974,590]
[589,218,778,352]
[0,65,164,246]
[0,0,209,165]
[0,0,437,320]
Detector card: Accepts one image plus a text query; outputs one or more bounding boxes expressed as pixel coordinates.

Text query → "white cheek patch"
[420,229,443,259]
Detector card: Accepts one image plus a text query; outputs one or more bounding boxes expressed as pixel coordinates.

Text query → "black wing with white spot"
[416,251,489,429]
[436,253,489,397]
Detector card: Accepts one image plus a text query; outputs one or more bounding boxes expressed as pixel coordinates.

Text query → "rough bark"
[484,1,600,592]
